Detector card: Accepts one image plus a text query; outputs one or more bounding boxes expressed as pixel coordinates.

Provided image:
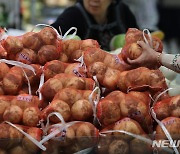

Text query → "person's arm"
[159,53,180,73]
[127,41,180,73]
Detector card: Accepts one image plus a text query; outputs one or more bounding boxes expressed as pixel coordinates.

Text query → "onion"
[5,121,46,151]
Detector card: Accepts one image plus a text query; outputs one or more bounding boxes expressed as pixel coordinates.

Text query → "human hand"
[127,41,160,68]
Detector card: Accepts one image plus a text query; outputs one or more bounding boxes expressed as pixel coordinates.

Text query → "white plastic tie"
[38,119,45,129]
[0,27,8,40]
[44,112,66,134]
[0,59,36,75]
[31,24,77,41]
[40,121,80,144]
[62,27,77,40]
[65,121,80,128]
[40,112,66,144]
[74,55,87,77]
[79,54,87,73]
[89,87,101,125]
[92,76,100,88]
[74,147,93,154]
[50,121,80,142]
[40,128,61,144]
[40,111,80,144]
[31,24,62,39]
[143,29,153,48]
[44,121,80,135]
[58,26,63,39]
[100,130,173,153]
[36,67,44,100]
[149,93,155,102]
[100,130,152,144]
[5,121,46,151]
[101,87,106,94]
[150,108,179,154]
[75,55,84,67]
[151,87,179,154]
[153,87,173,106]
[22,68,32,95]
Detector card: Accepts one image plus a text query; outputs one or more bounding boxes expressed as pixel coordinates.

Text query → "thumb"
[127,54,144,64]
[127,58,137,64]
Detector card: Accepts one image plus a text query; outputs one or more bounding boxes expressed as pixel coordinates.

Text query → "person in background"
[51,0,138,51]
[124,0,159,31]
[128,41,180,73]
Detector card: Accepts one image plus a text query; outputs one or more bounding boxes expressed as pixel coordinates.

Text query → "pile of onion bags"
[98,118,152,154]
[43,60,87,80]
[0,26,179,154]
[0,27,62,65]
[41,88,99,122]
[41,121,99,154]
[0,123,43,154]
[40,73,95,101]
[153,95,180,120]
[0,63,41,95]
[97,91,152,133]
[0,94,42,127]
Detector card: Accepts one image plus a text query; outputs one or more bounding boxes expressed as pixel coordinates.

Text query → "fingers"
[127,58,140,65]
[127,53,144,65]
[127,58,134,64]
[137,41,150,49]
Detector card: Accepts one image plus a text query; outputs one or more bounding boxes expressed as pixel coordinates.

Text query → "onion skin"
[0,124,23,149]
[38,45,59,65]
[97,91,152,133]
[22,32,42,51]
[154,95,180,120]
[71,99,93,121]
[22,127,42,153]
[3,105,23,124]
[155,117,180,140]
[41,99,71,123]
[38,27,57,45]
[3,67,23,95]
[108,140,129,154]
[15,48,37,64]
[41,74,95,101]
[23,106,40,127]
[2,36,23,54]
[0,63,10,80]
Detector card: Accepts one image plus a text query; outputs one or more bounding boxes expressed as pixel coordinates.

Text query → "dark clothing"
[51,0,138,51]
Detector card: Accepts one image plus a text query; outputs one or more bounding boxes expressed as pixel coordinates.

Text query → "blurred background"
[0,0,179,54]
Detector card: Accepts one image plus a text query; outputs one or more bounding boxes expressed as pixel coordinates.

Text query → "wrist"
[157,52,162,66]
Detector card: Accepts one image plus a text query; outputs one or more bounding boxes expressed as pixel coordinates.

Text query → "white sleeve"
[161,54,180,73]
